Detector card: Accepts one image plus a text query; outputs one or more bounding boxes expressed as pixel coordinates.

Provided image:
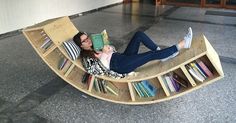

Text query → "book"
[137,83,149,97]
[58,58,68,70]
[90,29,110,51]
[97,79,106,93]
[195,61,208,77]
[140,80,157,97]
[93,78,100,93]
[139,82,152,97]
[102,80,108,93]
[186,65,204,82]
[62,61,72,74]
[172,72,188,88]
[40,38,52,49]
[164,75,176,92]
[189,64,205,82]
[190,63,207,79]
[168,74,180,92]
[160,76,171,96]
[97,79,103,93]
[132,83,143,97]
[82,73,90,84]
[105,81,119,96]
[133,83,145,97]
[196,60,213,78]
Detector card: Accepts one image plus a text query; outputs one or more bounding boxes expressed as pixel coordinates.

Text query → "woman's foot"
[178,27,193,49]
[183,27,193,48]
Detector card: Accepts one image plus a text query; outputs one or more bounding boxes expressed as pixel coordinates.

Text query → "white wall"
[0,0,123,34]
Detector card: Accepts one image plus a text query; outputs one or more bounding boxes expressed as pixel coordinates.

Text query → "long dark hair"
[73,31,97,59]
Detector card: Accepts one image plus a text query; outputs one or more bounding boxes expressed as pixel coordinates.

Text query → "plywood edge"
[203,35,224,77]
[24,16,67,31]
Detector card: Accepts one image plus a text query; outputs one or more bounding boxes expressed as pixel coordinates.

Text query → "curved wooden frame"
[22,16,224,105]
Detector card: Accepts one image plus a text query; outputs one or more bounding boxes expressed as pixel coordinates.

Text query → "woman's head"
[73,31,92,50]
[73,31,97,58]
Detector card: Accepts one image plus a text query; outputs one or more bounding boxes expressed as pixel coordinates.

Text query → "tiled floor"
[0,2,236,123]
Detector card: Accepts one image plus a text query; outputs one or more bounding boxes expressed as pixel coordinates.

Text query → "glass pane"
[226,0,236,5]
[206,0,221,4]
[166,0,200,4]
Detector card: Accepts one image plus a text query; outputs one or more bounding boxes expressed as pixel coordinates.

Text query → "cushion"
[63,40,80,60]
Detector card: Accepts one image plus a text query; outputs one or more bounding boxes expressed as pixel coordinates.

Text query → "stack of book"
[40,30,53,50]
[82,73,93,89]
[81,73,119,96]
[132,80,157,98]
[58,57,73,76]
[161,72,188,94]
[93,78,119,96]
[186,59,213,82]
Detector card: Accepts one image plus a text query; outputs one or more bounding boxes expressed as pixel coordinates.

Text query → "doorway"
[161,0,236,9]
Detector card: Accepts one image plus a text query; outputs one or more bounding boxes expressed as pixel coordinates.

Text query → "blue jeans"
[110,31,179,74]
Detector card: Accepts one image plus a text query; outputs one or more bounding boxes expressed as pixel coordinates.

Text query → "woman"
[73,28,193,77]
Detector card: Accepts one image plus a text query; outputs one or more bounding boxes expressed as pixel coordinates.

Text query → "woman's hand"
[102,45,112,53]
[94,51,103,58]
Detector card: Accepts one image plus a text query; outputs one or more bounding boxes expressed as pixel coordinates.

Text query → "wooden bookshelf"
[22,16,224,105]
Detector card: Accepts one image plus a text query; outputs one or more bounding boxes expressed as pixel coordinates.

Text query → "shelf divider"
[128,82,136,101]
[43,45,57,57]
[180,65,197,87]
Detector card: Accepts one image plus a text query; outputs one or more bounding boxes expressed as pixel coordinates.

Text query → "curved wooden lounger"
[22,16,224,105]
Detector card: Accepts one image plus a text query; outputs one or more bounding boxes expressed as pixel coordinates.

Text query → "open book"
[90,30,110,51]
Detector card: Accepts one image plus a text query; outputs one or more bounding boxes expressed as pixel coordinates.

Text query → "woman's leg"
[110,45,179,74]
[123,31,160,55]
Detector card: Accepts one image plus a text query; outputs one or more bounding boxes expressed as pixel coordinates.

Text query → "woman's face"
[80,34,92,50]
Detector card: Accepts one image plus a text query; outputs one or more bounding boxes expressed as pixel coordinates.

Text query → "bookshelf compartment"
[184,55,220,84]
[91,80,132,102]
[45,48,73,76]
[159,68,193,97]
[131,78,165,102]
[25,29,55,54]
[66,67,88,90]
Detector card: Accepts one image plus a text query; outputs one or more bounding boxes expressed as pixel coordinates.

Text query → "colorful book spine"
[59,58,68,70]
[82,73,90,84]
[186,65,204,82]
[134,83,145,97]
[190,63,207,79]
[164,75,176,92]
[139,82,152,97]
[137,83,150,97]
[102,80,108,93]
[40,38,52,49]
[140,80,157,97]
[98,79,104,93]
[196,60,213,78]
[169,75,180,92]
[195,62,208,77]
[93,78,100,93]
[132,83,142,97]
[160,76,171,96]
[172,72,188,88]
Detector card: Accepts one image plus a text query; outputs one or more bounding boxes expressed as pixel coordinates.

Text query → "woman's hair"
[73,31,97,59]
